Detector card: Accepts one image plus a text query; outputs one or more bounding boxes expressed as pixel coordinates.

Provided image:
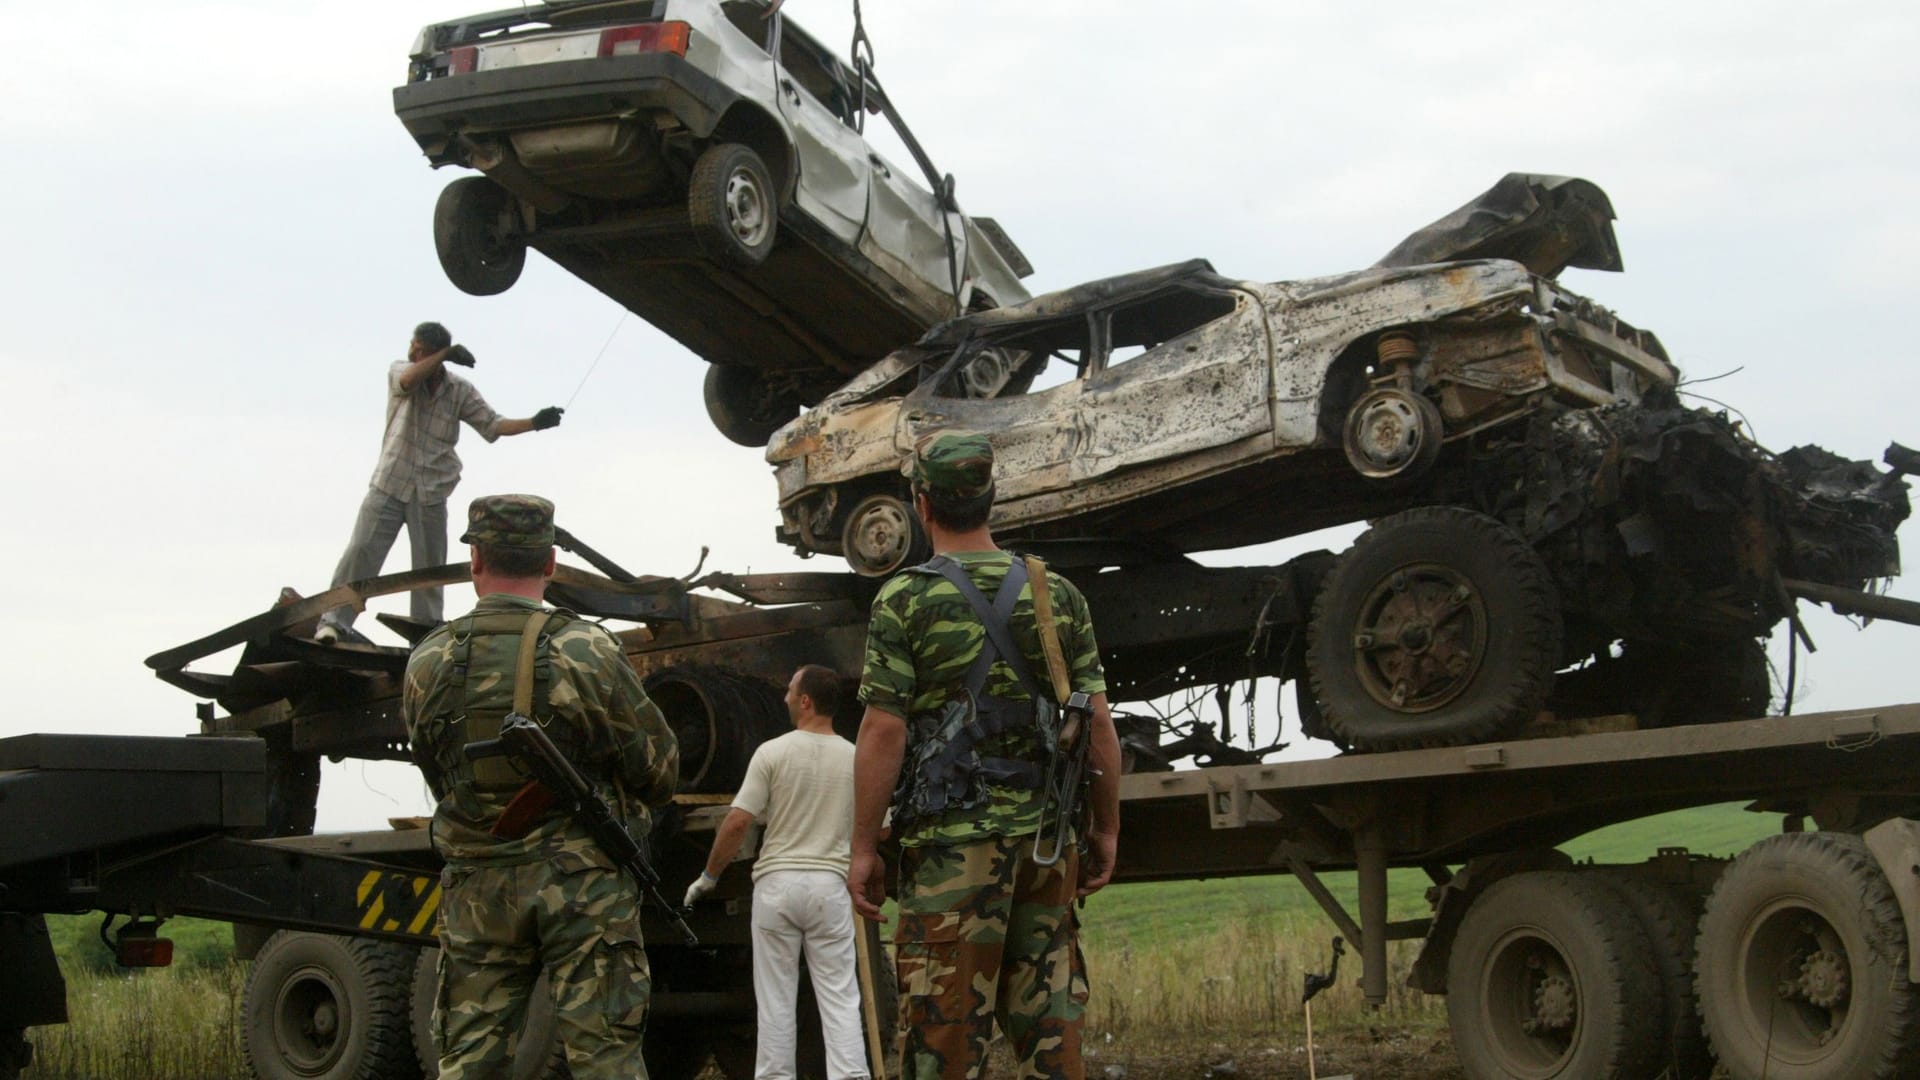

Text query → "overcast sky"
[2,2,1916,831]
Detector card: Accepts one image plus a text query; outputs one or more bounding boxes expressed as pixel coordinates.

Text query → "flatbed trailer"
[10,699,1920,1079]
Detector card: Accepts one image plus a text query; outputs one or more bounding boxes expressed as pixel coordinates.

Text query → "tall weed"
[26,963,246,1080]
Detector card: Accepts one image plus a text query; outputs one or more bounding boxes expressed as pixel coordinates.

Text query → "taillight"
[599,21,690,57]
[448,46,478,75]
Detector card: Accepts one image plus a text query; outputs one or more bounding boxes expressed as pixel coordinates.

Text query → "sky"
[2,1,1917,831]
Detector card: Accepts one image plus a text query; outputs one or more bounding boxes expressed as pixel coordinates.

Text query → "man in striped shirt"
[317,321,563,642]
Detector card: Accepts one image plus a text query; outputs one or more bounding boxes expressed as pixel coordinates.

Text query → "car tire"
[433,177,527,296]
[1695,832,1920,1080]
[1342,385,1444,481]
[690,143,777,268]
[703,365,799,447]
[841,492,929,579]
[1307,506,1561,750]
[1446,871,1664,1079]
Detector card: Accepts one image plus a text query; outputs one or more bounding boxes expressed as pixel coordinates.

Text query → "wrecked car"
[394,0,1033,445]
[766,174,1912,749]
[768,176,1673,577]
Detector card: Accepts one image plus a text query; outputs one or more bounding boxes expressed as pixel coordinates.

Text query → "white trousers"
[750,869,869,1080]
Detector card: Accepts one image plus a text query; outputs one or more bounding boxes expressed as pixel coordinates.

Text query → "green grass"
[45,913,237,972]
[1082,802,1783,954]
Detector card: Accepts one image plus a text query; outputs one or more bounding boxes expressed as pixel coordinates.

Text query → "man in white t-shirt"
[684,665,869,1080]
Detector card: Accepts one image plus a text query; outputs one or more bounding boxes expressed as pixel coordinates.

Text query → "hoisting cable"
[848,0,966,313]
[563,311,629,411]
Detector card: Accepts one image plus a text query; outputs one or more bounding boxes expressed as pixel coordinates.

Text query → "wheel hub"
[725,168,769,248]
[843,496,914,577]
[1343,387,1443,480]
[1527,972,1576,1033]
[1789,947,1850,1010]
[275,969,348,1073]
[1353,568,1486,712]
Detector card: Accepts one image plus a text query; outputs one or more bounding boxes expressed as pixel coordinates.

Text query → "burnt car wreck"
[145,175,1916,765]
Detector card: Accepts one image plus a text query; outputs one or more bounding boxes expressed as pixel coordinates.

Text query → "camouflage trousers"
[894,833,1088,1080]
[435,850,652,1080]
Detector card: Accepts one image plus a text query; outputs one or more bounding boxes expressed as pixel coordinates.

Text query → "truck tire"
[1446,870,1662,1079]
[690,142,777,267]
[1307,507,1561,750]
[704,364,799,447]
[1695,831,1920,1080]
[1591,870,1712,1079]
[408,947,567,1080]
[243,930,419,1080]
[434,177,526,296]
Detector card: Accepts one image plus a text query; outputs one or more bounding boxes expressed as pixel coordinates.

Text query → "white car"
[395,0,1032,444]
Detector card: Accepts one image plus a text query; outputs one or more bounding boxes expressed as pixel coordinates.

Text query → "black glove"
[445,344,476,367]
[532,406,564,431]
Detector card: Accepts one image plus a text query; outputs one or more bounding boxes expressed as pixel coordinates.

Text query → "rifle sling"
[512,611,552,716]
[1025,556,1073,707]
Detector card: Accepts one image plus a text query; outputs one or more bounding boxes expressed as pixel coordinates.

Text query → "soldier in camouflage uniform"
[404,494,679,1080]
[850,433,1123,1080]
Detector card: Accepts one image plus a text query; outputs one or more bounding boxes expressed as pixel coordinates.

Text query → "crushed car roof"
[918,259,1232,347]
[1375,172,1623,278]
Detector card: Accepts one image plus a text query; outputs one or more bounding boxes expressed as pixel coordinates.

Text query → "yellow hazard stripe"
[354,870,439,934]
[409,881,443,936]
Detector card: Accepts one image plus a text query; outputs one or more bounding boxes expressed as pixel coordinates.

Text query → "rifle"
[1031,691,1091,867]
[466,713,699,946]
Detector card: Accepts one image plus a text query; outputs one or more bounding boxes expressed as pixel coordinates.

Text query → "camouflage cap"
[459,494,555,547]
[912,430,995,499]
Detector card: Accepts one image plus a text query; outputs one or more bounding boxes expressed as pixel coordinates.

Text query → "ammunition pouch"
[421,610,577,798]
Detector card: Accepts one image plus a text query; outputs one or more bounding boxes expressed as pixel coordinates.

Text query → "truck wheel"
[1695,832,1920,1080]
[243,931,418,1080]
[1307,507,1560,750]
[1446,871,1662,1079]
[841,492,929,579]
[690,143,776,267]
[409,947,567,1080]
[704,364,799,447]
[434,177,526,296]
[1591,871,1711,1079]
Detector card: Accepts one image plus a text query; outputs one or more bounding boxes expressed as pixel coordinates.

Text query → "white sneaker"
[314,624,340,645]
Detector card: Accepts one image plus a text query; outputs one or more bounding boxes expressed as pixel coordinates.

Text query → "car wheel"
[690,143,777,267]
[1696,832,1920,1080]
[1446,871,1664,1079]
[703,365,800,447]
[1342,386,1444,481]
[433,177,527,296]
[842,493,929,579]
[1306,506,1561,750]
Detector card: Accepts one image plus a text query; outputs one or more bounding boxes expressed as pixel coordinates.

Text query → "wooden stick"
[1305,999,1317,1080]
[854,920,889,1080]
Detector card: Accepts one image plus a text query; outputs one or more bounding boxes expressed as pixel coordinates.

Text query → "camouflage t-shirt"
[859,550,1106,847]
[403,593,679,864]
